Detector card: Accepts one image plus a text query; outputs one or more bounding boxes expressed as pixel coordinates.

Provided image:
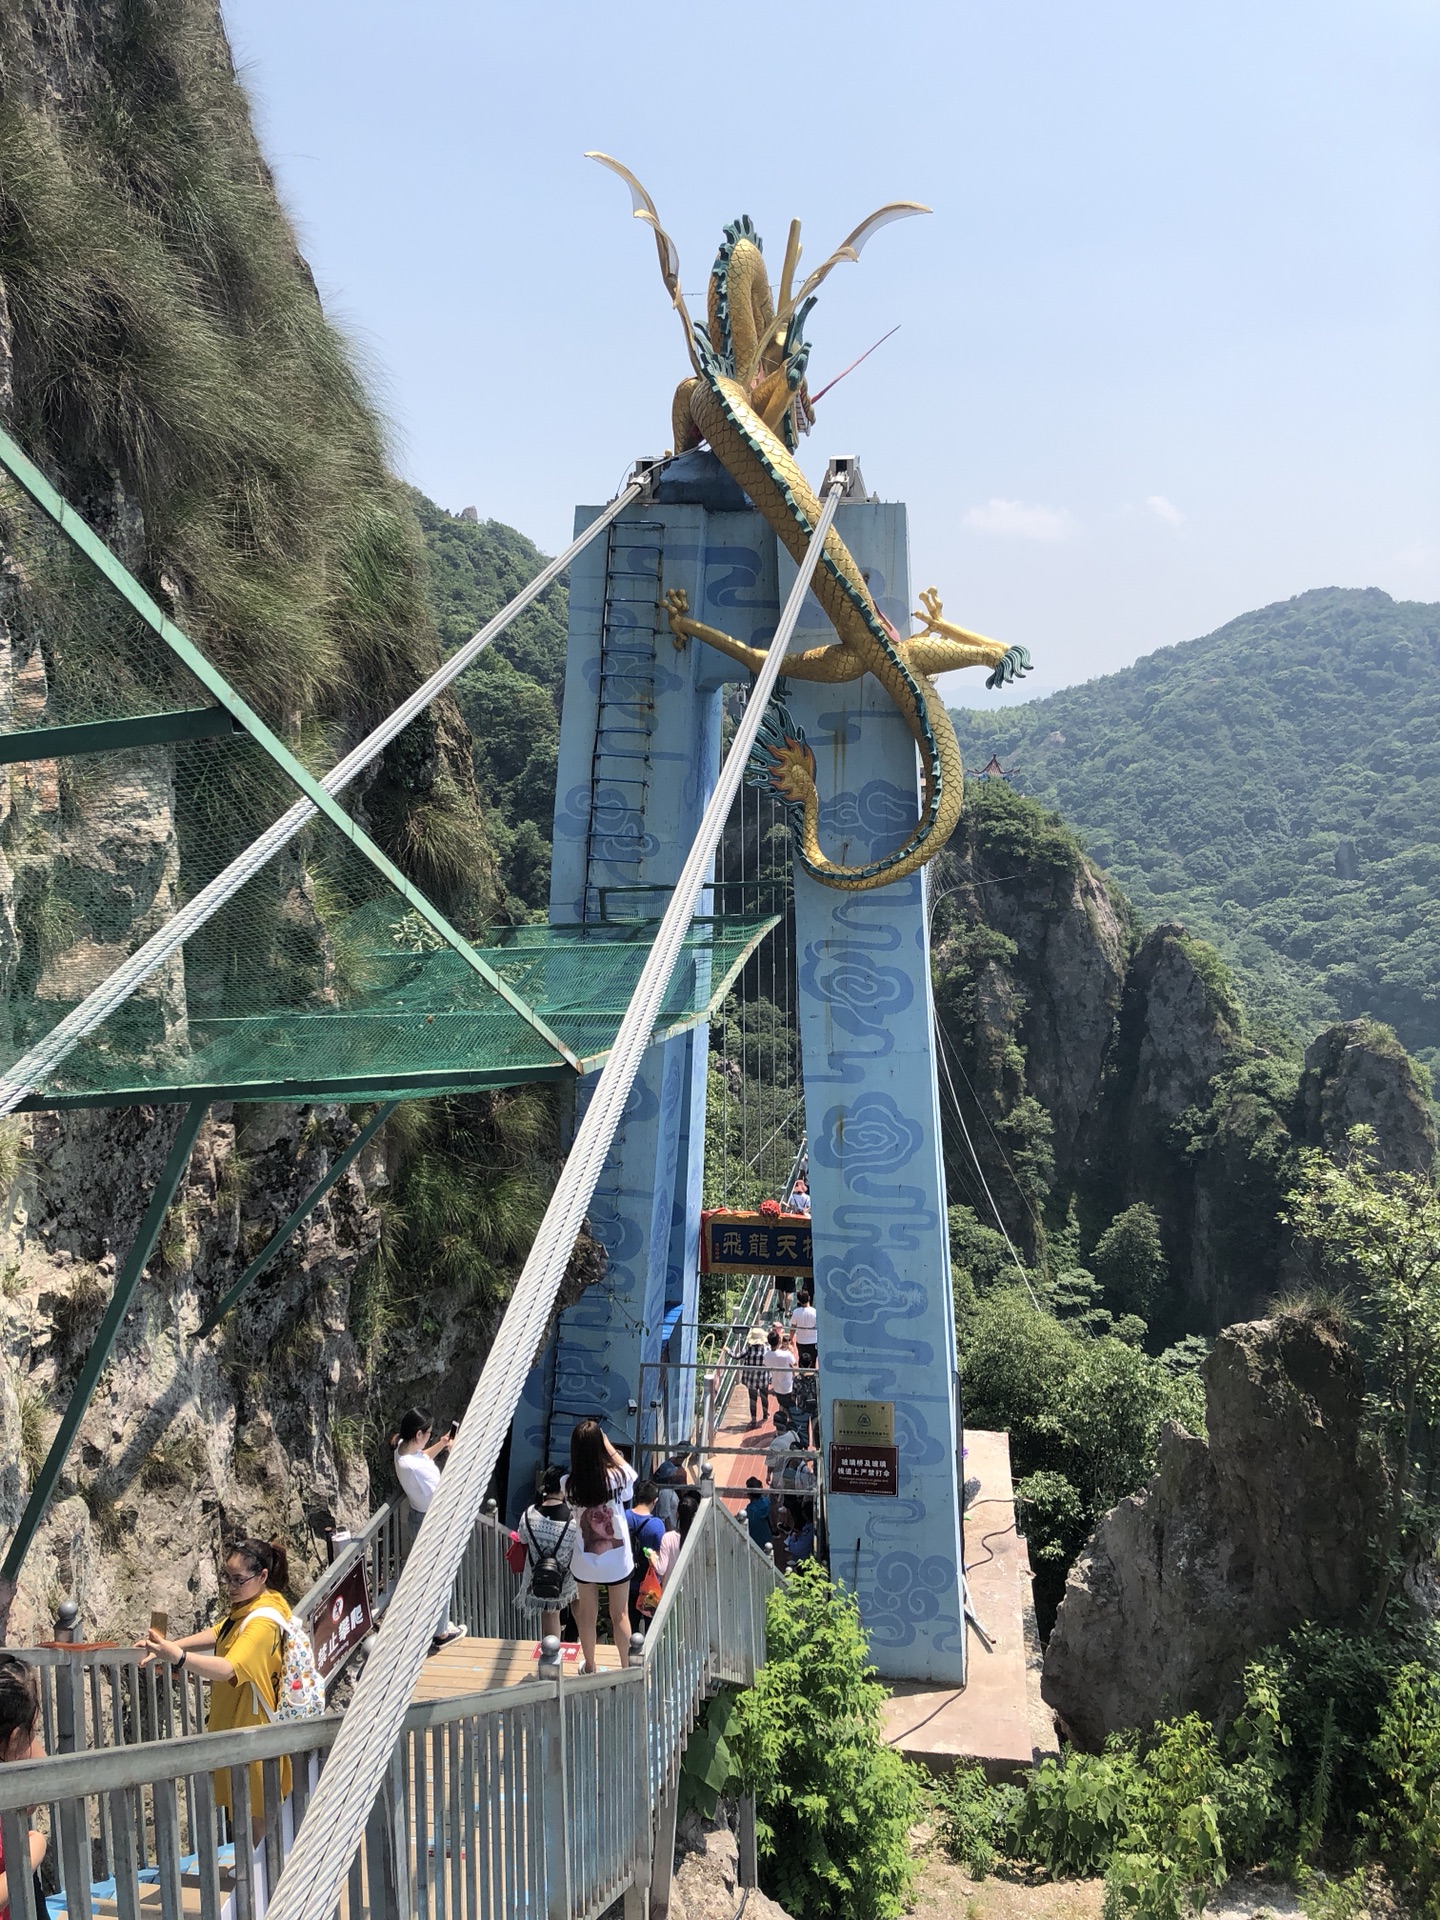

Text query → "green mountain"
[408,490,568,912]
[951,587,1440,1070]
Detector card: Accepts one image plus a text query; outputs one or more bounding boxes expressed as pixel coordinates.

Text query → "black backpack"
[524,1514,572,1604]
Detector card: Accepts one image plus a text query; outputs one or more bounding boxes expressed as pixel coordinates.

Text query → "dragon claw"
[914,586,945,633]
[663,586,691,649]
[985,645,1032,691]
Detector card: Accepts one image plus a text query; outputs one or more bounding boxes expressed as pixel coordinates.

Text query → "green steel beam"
[11,1065,571,1112]
[198,1102,398,1335]
[0,707,239,764]
[0,1100,207,1584]
[0,427,581,1076]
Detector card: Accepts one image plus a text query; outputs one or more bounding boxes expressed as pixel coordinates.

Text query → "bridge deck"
[409,1634,624,1699]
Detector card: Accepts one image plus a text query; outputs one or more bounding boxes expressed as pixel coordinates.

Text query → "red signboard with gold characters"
[700,1208,813,1278]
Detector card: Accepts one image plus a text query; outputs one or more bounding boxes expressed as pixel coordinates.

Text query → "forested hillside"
[950,587,1440,1071]
[408,491,567,913]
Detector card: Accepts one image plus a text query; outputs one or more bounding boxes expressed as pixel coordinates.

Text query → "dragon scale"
[687,373,958,885]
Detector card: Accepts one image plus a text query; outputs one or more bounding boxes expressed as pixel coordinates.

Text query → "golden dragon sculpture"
[589,156,1033,890]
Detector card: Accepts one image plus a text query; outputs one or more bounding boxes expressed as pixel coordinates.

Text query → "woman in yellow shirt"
[140,1537,292,1836]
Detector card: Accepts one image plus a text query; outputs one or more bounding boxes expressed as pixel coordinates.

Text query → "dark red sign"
[312,1559,373,1681]
[700,1210,813,1277]
[828,1444,899,1496]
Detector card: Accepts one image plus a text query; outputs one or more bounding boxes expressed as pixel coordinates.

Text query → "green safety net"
[0,456,771,1111]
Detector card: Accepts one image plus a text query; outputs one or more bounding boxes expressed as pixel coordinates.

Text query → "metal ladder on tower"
[546,517,663,1464]
[580,518,664,924]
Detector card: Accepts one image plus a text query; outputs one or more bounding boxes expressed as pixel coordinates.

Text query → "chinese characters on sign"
[699,1210,813,1277]
[830,1399,896,1446]
[312,1559,373,1682]
[828,1444,899,1496]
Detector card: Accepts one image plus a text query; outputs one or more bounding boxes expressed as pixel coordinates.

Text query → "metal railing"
[292,1501,408,1652]
[11,1500,528,1759]
[0,1496,776,1920]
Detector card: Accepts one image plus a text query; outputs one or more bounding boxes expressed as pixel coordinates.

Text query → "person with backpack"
[139,1537,313,1837]
[0,1656,46,1920]
[625,1482,671,1627]
[561,1418,637,1674]
[741,1476,772,1553]
[516,1467,578,1641]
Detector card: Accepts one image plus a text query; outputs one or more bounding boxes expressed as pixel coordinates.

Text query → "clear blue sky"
[222,0,1439,702]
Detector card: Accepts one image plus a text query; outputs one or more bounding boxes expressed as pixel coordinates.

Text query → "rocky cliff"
[935,783,1436,1333]
[1041,1312,1385,1744]
[0,0,556,1643]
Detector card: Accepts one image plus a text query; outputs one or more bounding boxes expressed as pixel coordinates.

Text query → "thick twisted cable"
[264,479,843,1920]
[0,484,642,1117]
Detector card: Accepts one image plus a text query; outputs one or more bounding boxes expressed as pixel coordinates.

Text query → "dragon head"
[586,155,929,449]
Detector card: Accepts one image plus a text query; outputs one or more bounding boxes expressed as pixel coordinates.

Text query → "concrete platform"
[881,1429,1056,1779]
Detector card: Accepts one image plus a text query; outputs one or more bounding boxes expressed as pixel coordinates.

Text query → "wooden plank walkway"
[409,1635,623,1701]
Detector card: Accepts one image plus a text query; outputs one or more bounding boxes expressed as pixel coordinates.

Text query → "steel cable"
[263,478,843,1920]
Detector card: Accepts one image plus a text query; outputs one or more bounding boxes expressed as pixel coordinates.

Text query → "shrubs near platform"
[931,1627,1440,1918]
[729,1563,921,1920]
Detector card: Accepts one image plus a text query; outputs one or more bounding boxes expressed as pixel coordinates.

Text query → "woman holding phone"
[393,1409,465,1652]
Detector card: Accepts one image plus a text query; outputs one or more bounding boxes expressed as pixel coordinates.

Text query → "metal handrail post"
[541,1648,571,1920]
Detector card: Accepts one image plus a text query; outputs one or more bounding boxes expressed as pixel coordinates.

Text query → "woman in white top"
[790,1288,818,1366]
[762,1326,796,1416]
[394,1409,464,1650]
[561,1418,638,1673]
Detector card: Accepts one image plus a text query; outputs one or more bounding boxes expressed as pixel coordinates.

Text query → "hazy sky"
[222,0,1439,703]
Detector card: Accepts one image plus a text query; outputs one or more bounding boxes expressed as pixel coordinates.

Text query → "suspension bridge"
[0,176,1040,1916]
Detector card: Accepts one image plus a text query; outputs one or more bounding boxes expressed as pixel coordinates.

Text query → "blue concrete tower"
[506,455,762,1508]
[506,456,966,1686]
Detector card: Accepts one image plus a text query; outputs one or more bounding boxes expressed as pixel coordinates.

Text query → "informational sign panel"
[312,1559,373,1682]
[831,1399,895,1446]
[700,1210,813,1277]
[829,1444,899,1496]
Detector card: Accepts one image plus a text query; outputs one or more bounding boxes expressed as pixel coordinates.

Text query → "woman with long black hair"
[561,1419,637,1673]
[393,1409,465,1652]
[0,1657,46,1919]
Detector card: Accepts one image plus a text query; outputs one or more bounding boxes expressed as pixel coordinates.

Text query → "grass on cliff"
[0,0,491,916]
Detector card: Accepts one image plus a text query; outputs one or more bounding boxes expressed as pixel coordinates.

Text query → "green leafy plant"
[931,1764,1021,1877]
[1282,1129,1440,1624]
[1013,1745,1141,1878]
[1093,1204,1169,1318]
[730,1563,920,1920]
[678,1688,742,1821]
[1357,1662,1440,1907]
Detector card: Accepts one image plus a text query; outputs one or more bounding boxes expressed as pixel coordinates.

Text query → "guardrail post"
[737,1796,758,1888]
[54,1651,80,1754]
[539,1641,571,1920]
[646,1776,681,1920]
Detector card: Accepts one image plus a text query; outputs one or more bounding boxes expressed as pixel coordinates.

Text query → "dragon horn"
[585,153,701,370]
[740,201,930,385]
